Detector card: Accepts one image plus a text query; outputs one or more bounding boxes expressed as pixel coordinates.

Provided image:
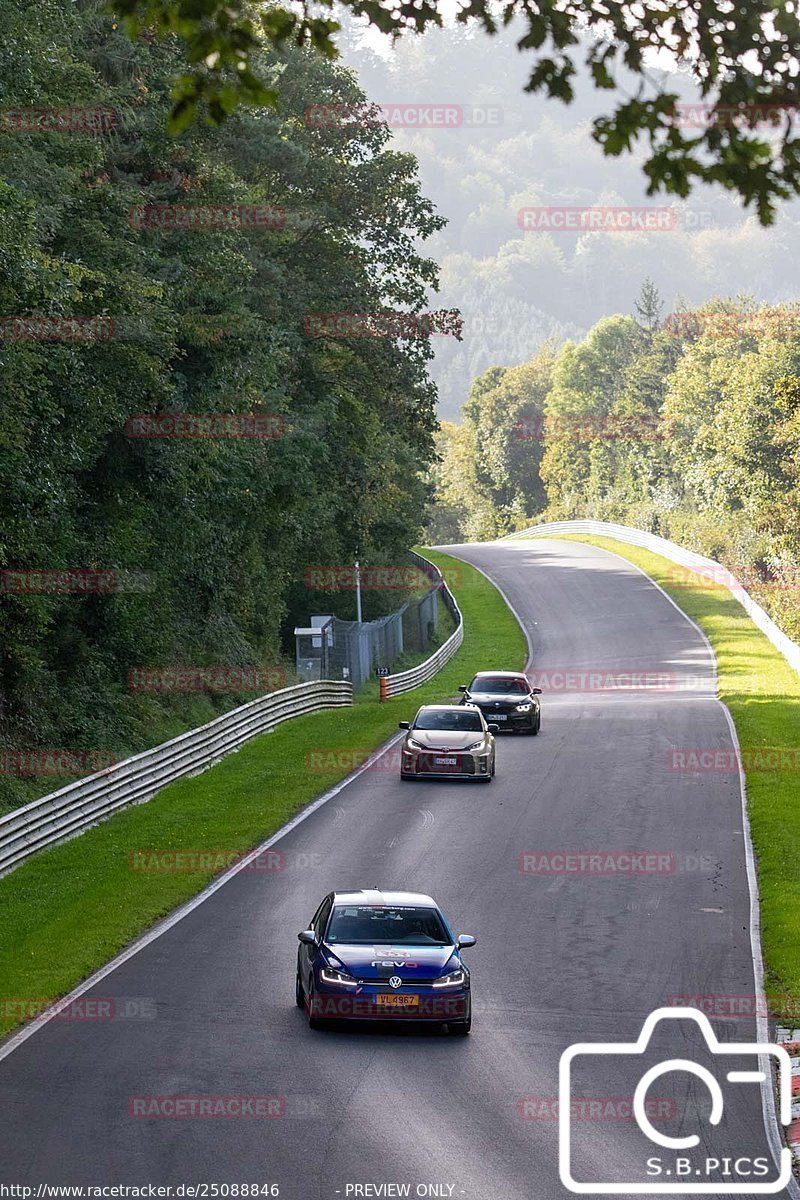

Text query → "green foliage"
[111,0,800,221]
[0,0,444,808]
[433,291,800,640]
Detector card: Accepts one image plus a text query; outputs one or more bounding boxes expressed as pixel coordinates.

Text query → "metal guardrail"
[505,519,800,679]
[379,551,464,699]
[0,679,353,878]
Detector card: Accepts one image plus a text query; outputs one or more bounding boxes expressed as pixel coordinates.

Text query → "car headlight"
[320,967,358,988]
[515,703,532,712]
[407,737,426,751]
[433,968,467,988]
[464,739,484,751]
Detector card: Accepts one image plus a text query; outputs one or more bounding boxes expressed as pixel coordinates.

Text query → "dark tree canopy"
[114,0,800,222]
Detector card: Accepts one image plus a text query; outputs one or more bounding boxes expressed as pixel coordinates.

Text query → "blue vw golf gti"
[296,889,476,1034]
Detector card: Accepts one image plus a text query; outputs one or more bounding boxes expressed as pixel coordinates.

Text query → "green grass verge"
[0,547,525,1039]
[536,533,800,1015]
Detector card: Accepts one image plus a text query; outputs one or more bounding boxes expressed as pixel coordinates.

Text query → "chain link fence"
[295,570,441,691]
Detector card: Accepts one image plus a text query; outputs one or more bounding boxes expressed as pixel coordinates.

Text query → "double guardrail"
[379,550,464,699]
[0,679,352,879]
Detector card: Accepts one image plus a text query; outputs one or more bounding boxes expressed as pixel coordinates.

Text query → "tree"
[114,0,800,222]
[634,279,664,338]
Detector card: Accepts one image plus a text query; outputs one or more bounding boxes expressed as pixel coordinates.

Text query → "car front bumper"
[400,749,492,778]
[309,985,470,1023]
[472,706,536,731]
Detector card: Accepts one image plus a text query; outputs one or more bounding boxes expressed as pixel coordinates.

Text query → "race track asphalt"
[0,538,792,1199]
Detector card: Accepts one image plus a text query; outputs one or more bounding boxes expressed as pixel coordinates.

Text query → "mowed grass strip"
[536,533,800,1012]
[0,548,525,1038]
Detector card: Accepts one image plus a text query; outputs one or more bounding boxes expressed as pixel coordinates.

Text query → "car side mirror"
[398,721,410,729]
[531,688,542,695]
[298,930,317,945]
[487,723,499,734]
[457,934,476,949]
[457,685,468,693]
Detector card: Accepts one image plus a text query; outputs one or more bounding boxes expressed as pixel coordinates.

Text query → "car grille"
[357,976,441,986]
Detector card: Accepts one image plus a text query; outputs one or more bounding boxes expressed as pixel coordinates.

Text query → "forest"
[0,0,445,807]
[428,286,800,641]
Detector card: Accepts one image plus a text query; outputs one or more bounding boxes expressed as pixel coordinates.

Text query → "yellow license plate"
[376,994,419,1008]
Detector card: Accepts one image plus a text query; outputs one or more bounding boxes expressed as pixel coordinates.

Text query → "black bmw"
[458,670,542,734]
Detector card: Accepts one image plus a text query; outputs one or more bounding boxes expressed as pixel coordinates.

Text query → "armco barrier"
[504,520,800,679]
[379,551,464,699]
[0,679,352,878]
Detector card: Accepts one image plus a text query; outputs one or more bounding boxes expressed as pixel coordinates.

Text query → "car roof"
[332,889,437,908]
[415,703,469,712]
[471,670,527,679]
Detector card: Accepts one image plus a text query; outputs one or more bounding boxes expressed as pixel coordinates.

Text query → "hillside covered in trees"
[0,0,444,807]
[428,290,800,640]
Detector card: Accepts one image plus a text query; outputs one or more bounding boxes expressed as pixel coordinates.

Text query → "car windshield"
[326,905,451,945]
[470,676,528,694]
[413,709,483,731]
